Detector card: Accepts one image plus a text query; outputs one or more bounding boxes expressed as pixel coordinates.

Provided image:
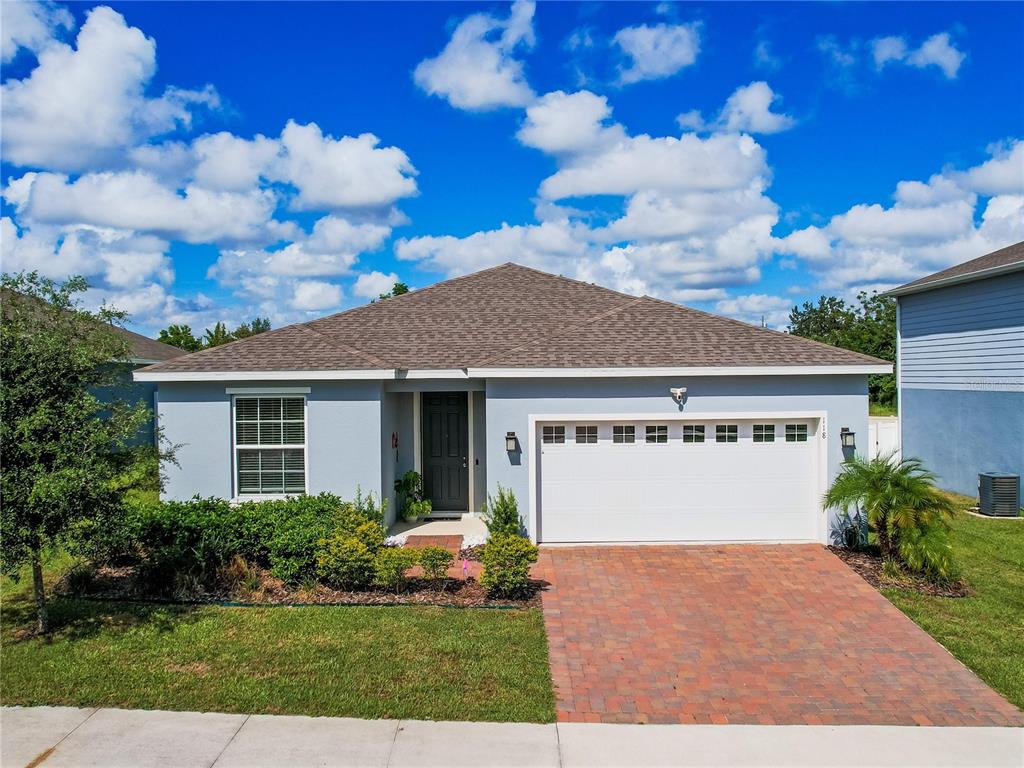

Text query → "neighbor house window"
[576,425,598,444]
[753,424,775,443]
[542,425,565,444]
[235,396,306,495]
[786,424,808,442]
[716,425,738,443]
[682,425,705,443]
[613,425,635,444]
[645,425,668,444]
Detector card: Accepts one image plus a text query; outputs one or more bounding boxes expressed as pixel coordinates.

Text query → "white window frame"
[716,424,739,443]
[682,424,705,444]
[612,425,636,444]
[542,425,566,444]
[231,394,309,500]
[785,423,809,443]
[645,424,668,444]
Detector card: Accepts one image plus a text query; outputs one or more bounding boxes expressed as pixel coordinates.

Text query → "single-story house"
[135,264,890,544]
[887,241,1023,497]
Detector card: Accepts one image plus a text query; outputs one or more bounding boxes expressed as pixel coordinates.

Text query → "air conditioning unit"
[978,473,1021,517]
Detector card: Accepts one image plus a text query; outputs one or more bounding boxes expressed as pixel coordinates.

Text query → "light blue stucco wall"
[380,390,414,525]
[898,271,1024,496]
[484,375,869,541]
[158,380,382,502]
[902,386,1024,497]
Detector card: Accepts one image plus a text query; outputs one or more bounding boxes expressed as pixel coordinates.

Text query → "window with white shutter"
[234,396,306,495]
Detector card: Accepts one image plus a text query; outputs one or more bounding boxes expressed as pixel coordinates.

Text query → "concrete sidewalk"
[2,706,1021,768]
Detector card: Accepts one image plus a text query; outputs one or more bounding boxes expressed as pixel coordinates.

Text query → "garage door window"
[753,424,775,443]
[785,424,808,442]
[645,425,668,444]
[543,425,565,444]
[613,425,635,443]
[716,425,738,443]
[682,425,705,443]
[575,425,598,444]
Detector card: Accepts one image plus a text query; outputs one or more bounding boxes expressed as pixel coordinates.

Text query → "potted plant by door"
[394,470,432,522]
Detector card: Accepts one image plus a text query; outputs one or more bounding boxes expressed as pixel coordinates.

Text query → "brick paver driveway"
[536,544,1024,726]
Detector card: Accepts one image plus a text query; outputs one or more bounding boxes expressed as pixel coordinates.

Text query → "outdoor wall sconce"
[505,431,518,451]
[840,428,856,449]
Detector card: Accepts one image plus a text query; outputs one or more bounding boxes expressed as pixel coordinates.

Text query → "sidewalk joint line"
[208,713,250,768]
[23,706,99,768]
[383,719,403,767]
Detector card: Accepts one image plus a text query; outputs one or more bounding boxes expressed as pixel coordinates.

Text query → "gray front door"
[422,392,468,511]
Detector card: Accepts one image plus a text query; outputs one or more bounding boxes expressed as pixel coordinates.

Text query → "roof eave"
[134,363,891,383]
[885,260,1024,298]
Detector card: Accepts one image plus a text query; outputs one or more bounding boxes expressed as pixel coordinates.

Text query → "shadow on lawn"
[3,595,200,644]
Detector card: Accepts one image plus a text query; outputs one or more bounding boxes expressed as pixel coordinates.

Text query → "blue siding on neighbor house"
[158,380,383,502]
[899,271,1024,496]
[901,388,1024,496]
[484,375,869,541]
[899,271,1024,391]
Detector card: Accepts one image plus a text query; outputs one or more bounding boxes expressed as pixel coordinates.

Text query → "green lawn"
[883,502,1024,710]
[868,402,898,416]
[0,560,555,722]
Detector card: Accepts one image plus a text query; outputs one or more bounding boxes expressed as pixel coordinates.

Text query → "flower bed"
[828,546,972,598]
[58,562,544,608]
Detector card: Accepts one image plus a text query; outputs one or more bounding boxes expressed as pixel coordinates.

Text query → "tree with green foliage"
[157,318,270,350]
[825,456,959,583]
[202,321,234,348]
[157,324,203,352]
[1,273,155,633]
[789,291,896,407]
[374,282,410,302]
[232,317,271,339]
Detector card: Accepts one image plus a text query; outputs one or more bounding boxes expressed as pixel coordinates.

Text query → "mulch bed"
[827,546,972,598]
[458,544,484,562]
[57,565,542,609]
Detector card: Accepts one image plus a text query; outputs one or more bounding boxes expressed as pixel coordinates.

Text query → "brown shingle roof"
[888,241,1024,296]
[140,264,887,374]
[117,326,187,362]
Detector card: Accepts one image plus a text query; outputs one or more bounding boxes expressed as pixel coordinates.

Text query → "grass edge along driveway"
[882,499,1024,712]
[0,568,555,723]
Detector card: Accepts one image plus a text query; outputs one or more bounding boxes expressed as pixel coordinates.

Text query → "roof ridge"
[472,295,646,367]
[636,294,888,365]
[293,323,394,369]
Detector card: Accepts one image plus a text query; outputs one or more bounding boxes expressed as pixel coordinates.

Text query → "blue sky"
[2,1,1022,334]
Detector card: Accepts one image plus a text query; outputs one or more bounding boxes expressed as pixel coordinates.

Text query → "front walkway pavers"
[537,544,1024,727]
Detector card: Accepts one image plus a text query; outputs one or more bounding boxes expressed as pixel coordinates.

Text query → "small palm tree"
[825,455,959,581]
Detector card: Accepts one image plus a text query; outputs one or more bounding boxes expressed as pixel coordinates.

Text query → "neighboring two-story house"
[888,242,1024,496]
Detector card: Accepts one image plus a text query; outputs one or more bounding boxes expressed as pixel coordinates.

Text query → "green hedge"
[78,492,387,590]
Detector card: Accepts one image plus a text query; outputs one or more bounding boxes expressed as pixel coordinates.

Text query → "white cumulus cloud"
[612,22,701,84]
[353,271,402,299]
[1,6,218,172]
[1,0,73,63]
[292,280,343,311]
[413,0,536,111]
[678,81,796,135]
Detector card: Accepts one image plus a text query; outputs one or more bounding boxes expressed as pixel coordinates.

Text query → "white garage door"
[537,418,821,543]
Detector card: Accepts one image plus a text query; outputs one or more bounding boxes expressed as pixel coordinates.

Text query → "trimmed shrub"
[418,546,454,580]
[372,547,420,592]
[480,533,538,598]
[482,485,523,537]
[78,491,389,588]
[316,536,375,589]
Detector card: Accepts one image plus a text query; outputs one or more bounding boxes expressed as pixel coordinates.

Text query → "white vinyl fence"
[868,416,900,460]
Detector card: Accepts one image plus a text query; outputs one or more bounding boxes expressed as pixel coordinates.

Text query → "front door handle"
[462,457,467,468]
